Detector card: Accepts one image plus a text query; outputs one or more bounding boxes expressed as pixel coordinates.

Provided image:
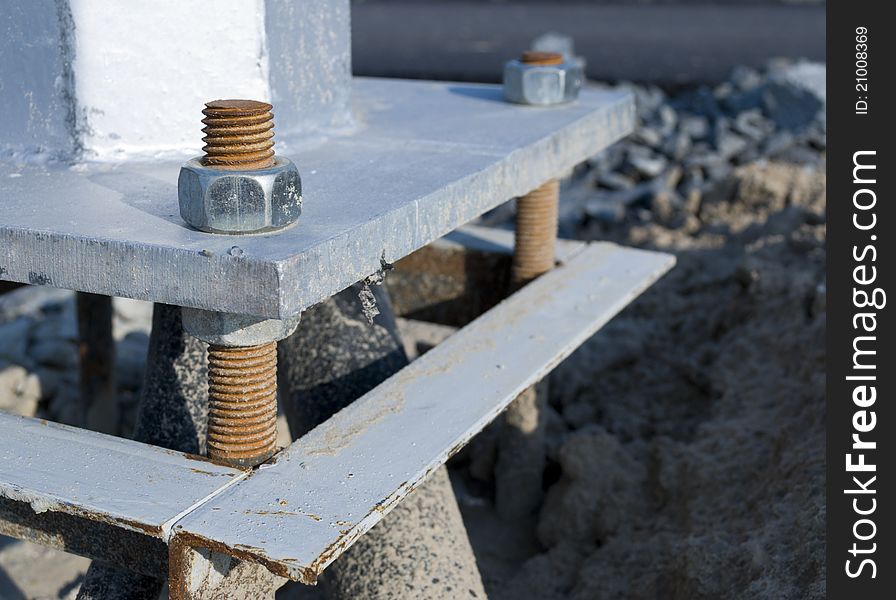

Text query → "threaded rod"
[512,179,559,284]
[206,342,279,467]
[201,99,275,170]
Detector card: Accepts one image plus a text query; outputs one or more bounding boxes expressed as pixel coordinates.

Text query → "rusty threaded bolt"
[199,98,280,467]
[511,179,559,285]
[178,99,301,234]
[206,342,279,467]
[201,99,276,170]
[499,179,559,516]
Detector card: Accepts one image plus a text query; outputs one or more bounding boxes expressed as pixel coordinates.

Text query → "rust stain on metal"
[189,467,237,477]
[201,99,276,170]
[72,506,161,536]
[170,530,314,584]
[304,477,429,580]
[1,486,161,537]
[168,533,193,600]
[160,447,252,471]
[305,481,421,579]
[520,50,564,66]
[308,533,357,581]
[166,398,493,585]
[244,510,322,521]
[2,496,167,577]
[207,342,279,467]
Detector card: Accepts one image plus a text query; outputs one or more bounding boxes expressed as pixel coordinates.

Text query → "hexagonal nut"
[502,59,584,106]
[181,307,301,346]
[178,156,302,234]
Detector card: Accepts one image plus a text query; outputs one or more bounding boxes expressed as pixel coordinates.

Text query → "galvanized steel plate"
[0,78,634,319]
[0,413,247,538]
[172,241,674,583]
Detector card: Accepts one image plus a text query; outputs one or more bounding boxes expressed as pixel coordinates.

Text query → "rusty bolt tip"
[201,99,276,171]
[204,99,273,115]
[520,51,564,66]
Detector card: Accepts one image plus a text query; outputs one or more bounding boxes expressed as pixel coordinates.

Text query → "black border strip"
[827,2,894,596]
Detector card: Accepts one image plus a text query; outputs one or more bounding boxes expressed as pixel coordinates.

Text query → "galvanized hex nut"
[181,307,301,346]
[502,59,584,106]
[178,156,302,234]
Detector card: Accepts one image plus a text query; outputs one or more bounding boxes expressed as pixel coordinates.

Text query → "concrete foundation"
[278,283,487,599]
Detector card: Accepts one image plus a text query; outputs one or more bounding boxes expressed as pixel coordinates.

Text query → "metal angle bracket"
[167,239,675,584]
[0,233,673,590]
[0,413,250,576]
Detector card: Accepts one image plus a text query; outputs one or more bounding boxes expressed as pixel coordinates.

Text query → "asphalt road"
[351,2,825,84]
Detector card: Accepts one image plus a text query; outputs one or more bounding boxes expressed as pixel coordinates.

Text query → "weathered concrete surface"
[495,381,548,519]
[322,467,487,600]
[278,284,405,437]
[131,304,209,454]
[278,283,486,599]
[169,542,284,600]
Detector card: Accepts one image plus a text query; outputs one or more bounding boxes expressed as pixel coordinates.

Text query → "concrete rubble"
[567,60,826,236]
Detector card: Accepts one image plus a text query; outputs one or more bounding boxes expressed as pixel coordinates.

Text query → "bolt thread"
[512,179,559,285]
[206,342,278,467]
[521,51,564,66]
[201,99,275,170]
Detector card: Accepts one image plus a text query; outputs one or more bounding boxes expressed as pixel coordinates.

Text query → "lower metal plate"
[171,240,674,583]
[0,413,247,540]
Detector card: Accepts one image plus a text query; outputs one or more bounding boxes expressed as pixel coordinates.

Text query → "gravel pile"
[570,60,825,233]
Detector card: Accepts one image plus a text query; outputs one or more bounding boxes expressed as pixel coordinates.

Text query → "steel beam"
[0,234,673,587]
[170,240,674,583]
[0,79,633,319]
[0,412,248,568]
